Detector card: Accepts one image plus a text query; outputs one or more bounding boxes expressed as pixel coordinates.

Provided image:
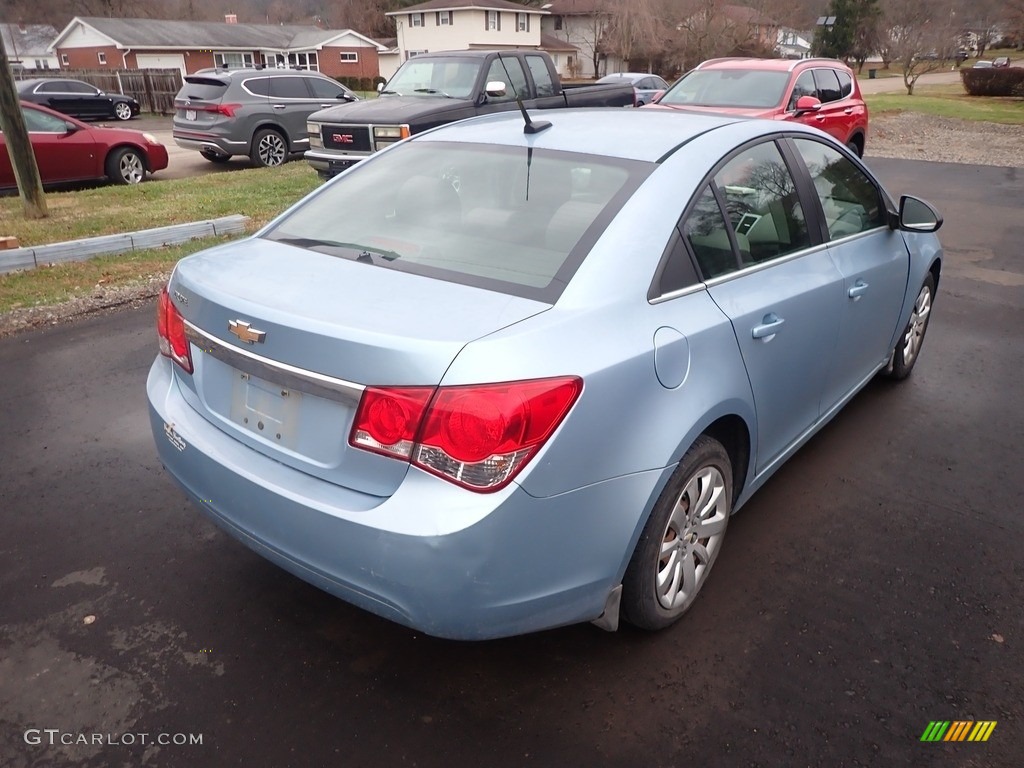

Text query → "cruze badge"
[332,134,354,144]
[228,320,266,344]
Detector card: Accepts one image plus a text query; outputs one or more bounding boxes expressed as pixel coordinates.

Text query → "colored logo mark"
[920,721,997,742]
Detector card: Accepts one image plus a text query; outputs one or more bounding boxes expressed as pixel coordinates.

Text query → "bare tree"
[881,0,958,94]
[601,0,665,72]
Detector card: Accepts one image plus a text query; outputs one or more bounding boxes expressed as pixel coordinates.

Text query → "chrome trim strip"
[649,283,706,305]
[184,321,364,406]
[702,242,832,288]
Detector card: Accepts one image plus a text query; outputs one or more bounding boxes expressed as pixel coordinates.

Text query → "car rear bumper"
[173,131,247,156]
[147,357,662,639]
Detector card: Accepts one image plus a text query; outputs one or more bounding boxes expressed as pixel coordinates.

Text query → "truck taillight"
[350,377,582,492]
[157,286,193,374]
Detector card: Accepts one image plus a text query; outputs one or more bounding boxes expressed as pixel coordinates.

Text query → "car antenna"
[497,54,551,135]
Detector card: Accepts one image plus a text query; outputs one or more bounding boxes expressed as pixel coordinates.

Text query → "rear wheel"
[200,149,231,164]
[885,273,935,380]
[622,435,732,630]
[114,102,133,121]
[250,129,288,168]
[105,148,146,185]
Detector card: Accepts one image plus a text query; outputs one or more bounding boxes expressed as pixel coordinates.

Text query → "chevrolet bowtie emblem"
[228,320,266,344]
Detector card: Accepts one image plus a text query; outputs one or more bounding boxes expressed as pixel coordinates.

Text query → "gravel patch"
[2,112,1022,339]
[867,112,1024,167]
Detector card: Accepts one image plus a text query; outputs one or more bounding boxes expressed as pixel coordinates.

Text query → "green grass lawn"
[0,161,322,315]
[866,84,1024,124]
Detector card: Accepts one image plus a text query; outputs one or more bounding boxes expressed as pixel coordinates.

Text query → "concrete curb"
[0,214,249,275]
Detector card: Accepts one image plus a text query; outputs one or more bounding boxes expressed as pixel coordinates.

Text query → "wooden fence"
[14,68,184,115]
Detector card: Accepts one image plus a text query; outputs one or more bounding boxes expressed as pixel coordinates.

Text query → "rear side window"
[836,70,853,98]
[180,78,230,100]
[244,77,271,96]
[262,142,652,302]
[792,139,884,239]
[525,55,556,97]
[38,81,65,93]
[270,77,311,99]
[813,69,842,103]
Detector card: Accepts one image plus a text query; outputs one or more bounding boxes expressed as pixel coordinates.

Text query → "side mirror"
[64,122,79,134]
[485,80,507,97]
[650,89,665,104]
[794,95,822,114]
[376,82,384,93]
[897,195,943,233]
[340,93,356,102]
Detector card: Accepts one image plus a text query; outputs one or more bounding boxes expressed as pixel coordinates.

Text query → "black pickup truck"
[304,50,636,178]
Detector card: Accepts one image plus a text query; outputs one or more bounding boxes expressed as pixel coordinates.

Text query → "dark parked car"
[992,56,1011,68]
[596,72,670,106]
[172,68,360,168]
[0,102,168,190]
[16,78,140,121]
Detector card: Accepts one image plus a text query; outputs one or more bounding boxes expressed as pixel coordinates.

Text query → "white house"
[382,0,578,78]
[540,0,625,79]
[1,24,60,71]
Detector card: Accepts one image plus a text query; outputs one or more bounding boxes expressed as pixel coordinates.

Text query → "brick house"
[50,16,387,79]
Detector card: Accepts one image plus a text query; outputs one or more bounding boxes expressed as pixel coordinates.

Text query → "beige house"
[381,0,580,79]
[541,0,625,79]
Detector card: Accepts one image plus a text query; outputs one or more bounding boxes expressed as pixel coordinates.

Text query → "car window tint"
[23,108,68,132]
[525,55,556,96]
[712,141,810,265]
[682,185,737,279]
[38,81,64,93]
[270,77,311,99]
[789,70,817,109]
[68,81,96,94]
[262,142,651,302]
[812,69,842,103]
[243,77,271,96]
[307,77,348,99]
[792,138,885,239]
[836,70,853,98]
[486,56,529,102]
[653,76,668,90]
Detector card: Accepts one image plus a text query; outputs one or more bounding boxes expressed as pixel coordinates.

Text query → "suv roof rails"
[694,57,754,70]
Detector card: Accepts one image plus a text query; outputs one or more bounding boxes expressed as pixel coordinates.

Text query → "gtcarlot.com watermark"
[25,729,203,747]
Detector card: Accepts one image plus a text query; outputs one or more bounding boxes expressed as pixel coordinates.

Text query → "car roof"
[696,57,849,72]
[601,72,659,79]
[412,108,753,163]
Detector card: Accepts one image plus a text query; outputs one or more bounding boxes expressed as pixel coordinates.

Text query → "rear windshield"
[659,69,790,109]
[262,141,652,302]
[179,78,229,101]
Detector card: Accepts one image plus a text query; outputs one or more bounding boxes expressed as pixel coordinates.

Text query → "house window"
[517,13,529,32]
[407,50,428,60]
[97,52,107,65]
[287,51,319,71]
[340,52,358,63]
[436,11,452,26]
[410,13,424,27]
[215,52,255,69]
[486,11,500,31]
[60,53,69,66]
[554,16,563,31]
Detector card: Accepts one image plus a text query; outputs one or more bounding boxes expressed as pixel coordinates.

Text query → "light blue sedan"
[148,108,942,639]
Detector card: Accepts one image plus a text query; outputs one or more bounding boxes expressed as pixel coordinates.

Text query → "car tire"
[200,149,231,164]
[621,435,732,631]
[114,102,133,121]
[885,273,935,381]
[846,138,863,157]
[105,147,146,185]
[250,129,288,168]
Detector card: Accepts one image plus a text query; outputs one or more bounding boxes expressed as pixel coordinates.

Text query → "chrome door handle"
[273,104,286,110]
[848,280,870,299]
[751,313,785,340]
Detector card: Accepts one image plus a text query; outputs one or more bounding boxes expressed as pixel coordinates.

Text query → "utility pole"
[0,31,48,219]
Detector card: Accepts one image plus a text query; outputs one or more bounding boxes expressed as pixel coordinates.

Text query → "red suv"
[646,58,869,156]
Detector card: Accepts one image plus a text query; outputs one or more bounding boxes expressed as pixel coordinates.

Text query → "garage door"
[136,54,186,75]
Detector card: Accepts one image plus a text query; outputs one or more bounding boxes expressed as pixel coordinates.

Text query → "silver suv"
[172,68,358,167]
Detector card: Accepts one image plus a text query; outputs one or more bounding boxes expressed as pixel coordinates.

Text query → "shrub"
[960,68,1024,96]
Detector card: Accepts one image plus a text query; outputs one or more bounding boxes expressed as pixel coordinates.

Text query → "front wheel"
[250,129,288,168]
[105,147,146,185]
[622,435,732,631]
[885,273,935,380]
[114,102,133,121]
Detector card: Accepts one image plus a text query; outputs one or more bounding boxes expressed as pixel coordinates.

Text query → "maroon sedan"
[0,102,168,190]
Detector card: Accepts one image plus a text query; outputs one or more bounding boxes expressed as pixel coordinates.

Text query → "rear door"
[683,139,844,472]
[808,68,848,144]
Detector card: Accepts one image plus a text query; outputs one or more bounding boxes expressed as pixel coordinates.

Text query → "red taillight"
[351,386,433,459]
[157,286,193,374]
[349,377,582,492]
